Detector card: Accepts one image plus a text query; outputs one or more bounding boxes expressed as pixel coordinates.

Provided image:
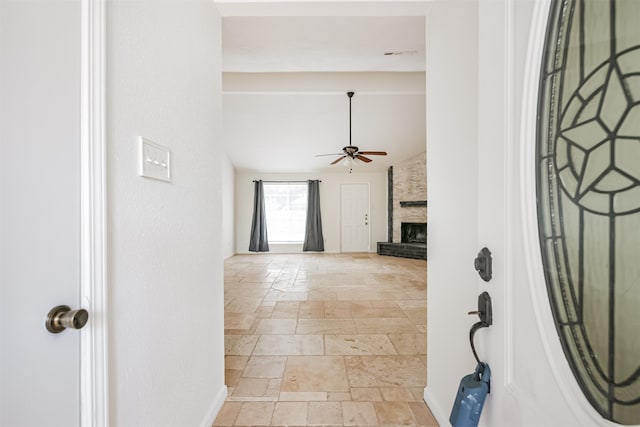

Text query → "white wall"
[424,0,480,421]
[222,153,236,258]
[235,170,387,253]
[107,2,226,426]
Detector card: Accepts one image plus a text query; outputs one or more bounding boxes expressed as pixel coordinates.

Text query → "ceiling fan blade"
[331,156,347,165]
[357,151,387,156]
[315,153,344,157]
[355,155,373,163]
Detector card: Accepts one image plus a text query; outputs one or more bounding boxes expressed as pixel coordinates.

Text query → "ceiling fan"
[316,92,387,170]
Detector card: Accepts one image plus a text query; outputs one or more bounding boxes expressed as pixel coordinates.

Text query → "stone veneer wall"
[392,152,427,242]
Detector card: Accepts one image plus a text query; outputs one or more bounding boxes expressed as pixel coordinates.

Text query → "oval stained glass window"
[536,0,640,424]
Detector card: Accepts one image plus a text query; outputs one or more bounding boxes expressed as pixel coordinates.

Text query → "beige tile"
[225,297,264,314]
[395,300,427,310]
[264,290,308,302]
[324,305,353,319]
[338,289,405,301]
[225,369,242,387]
[298,301,325,318]
[260,300,277,308]
[379,387,416,402]
[225,328,258,336]
[308,402,343,426]
[327,392,352,401]
[351,388,383,401]
[271,301,300,319]
[325,335,397,356]
[271,402,308,426]
[226,356,249,370]
[374,401,415,425]
[254,319,297,335]
[253,335,324,356]
[243,356,287,378]
[403,308,427,326]
[345,356,426,388]
[225,287,270,299]
[296,318,357,334]
[279,391,327,401]
[225,335,259,356]
[341,401,379,426]
[350,306,406,318]
[254,306,274,318]
[409,401,439,426]
[223,254,429,424]
[225,312,257,330]
[266,379,282,399]
[370,300,399,309]
[409,387,426,401]
[213,401,242,426]
[234,402,274,426]
[233,378,270,397]
[354,318,418,334]
[307,289,338,301]
[282,356,350,392]
[388,333,427,355]
[324,301,359,310]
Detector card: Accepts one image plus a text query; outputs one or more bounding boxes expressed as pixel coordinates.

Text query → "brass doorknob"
[45,305,89,333]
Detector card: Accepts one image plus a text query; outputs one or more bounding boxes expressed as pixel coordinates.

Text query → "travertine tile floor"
[214,253,438,427]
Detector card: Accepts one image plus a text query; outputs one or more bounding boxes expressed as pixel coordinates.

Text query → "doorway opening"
[219,7,430,426]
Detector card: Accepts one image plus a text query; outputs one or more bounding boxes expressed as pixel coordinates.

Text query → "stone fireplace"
[377,152,428,260]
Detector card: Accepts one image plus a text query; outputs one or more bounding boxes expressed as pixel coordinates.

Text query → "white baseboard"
[423,387,450,427]
[200,385,228,427]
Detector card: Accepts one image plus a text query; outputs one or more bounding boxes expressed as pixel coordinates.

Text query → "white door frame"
[79,0,108,425]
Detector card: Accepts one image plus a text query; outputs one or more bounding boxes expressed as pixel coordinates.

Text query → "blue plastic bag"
[449,362,491,427]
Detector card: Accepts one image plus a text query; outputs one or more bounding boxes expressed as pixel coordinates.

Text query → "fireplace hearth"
[377,222,427,260]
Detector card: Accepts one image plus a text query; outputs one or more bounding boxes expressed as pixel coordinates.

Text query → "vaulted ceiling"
[220,9,426,173]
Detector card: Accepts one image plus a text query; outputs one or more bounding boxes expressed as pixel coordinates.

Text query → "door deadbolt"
[45,305,89,333]
[474,247,493,282]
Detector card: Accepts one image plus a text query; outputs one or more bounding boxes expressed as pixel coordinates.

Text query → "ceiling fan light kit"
[316,91,387,173]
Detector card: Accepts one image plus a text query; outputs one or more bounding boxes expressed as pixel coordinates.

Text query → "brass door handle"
[45,305,89,333]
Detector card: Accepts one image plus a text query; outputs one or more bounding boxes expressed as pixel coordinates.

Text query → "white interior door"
[341,183,370,252]
[0,1,83,425]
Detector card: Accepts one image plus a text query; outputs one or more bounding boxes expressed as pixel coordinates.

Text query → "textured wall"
[107,2,226,425]
[392,152,427,242]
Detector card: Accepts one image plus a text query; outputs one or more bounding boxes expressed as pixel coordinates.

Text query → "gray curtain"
[249,180,269,252]
[303,180,324,252]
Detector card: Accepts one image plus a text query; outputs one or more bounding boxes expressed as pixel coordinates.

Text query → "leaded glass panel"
[536,0,640,423]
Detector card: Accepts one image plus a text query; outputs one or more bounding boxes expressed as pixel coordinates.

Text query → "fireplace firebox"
[401,223,427,244]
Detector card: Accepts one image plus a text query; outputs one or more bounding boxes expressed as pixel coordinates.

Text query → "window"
[264,183,307,243]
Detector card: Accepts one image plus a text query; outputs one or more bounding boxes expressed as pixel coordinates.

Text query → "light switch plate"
[138,137,171,182]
